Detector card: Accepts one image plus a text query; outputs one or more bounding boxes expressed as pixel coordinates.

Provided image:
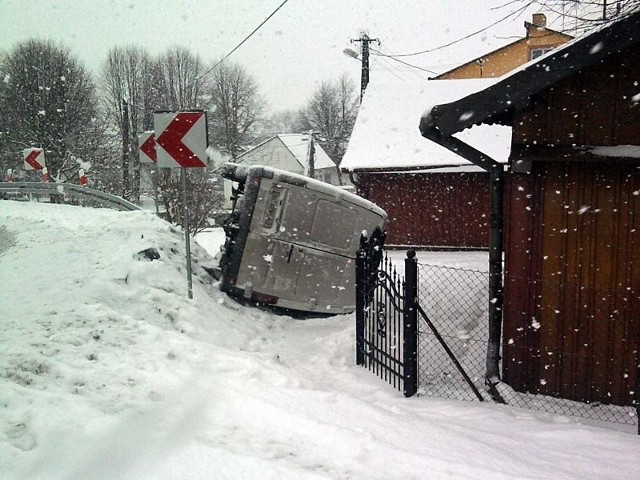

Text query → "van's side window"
[263,184,285,229]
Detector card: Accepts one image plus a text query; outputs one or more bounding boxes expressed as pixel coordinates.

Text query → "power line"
[196,0,290,81]
[374,43,420,78]
[370,55,413,81]
[368,52,406,80]
[378,0,536,57]
[370,48,439,75]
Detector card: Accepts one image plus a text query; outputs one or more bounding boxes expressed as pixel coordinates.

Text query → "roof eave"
[423,11,640,137]
[419,128,502,172]
[341,162,475,174]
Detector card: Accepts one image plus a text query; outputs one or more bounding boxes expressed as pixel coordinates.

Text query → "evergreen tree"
[0,39,101,181]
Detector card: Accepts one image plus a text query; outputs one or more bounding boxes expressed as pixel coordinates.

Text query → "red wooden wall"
[358,171,491,248]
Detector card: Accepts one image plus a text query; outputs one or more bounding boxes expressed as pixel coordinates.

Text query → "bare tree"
[207,60,265,158]
[157,162,225,235]
[146,47,222,234]
[522,1,639,32]
[296,73,359,166]
[258,109,299,137]
[0,39,101,181]
[152,46,209,110]
[100,45,153,201]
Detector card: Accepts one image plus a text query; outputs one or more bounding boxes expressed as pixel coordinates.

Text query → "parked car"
[215,163,387,314]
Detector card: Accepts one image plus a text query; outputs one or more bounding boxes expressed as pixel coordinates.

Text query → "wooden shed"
[342,13,569,249]
[420,11,640,407]
[341,78,511,248]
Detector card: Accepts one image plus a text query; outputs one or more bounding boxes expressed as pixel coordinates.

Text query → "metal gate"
[355,229,417,397]
[355,230,483,400]
[355,239,639,432]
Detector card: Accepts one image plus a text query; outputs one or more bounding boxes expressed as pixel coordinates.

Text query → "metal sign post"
[181,167,193,299]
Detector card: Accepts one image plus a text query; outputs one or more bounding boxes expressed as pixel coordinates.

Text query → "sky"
[0,0,569,112]
[2,199,639,480]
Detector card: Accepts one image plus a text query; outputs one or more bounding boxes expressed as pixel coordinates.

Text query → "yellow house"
[435,13,573,79]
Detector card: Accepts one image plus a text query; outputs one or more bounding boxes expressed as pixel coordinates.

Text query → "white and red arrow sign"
[153,111,208,168]
[138,131,157,164]
[23,148,46,170]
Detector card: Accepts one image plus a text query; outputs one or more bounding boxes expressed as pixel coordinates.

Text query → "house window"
[530,47,554,60]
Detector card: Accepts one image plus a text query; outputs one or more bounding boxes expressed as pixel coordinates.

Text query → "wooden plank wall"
[514,43,640,147]
[503,161,640,406]
[359,172,491,248]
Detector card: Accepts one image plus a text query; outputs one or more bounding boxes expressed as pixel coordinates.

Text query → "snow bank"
[1,200,638,480]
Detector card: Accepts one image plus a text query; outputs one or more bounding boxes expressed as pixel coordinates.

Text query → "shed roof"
[420,10,640,139]
[340,77,512,172]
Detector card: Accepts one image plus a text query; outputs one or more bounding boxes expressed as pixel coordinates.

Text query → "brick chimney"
[531,13,546,27]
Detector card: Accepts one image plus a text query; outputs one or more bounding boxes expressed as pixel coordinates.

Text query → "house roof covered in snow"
[236,134,335,170]
[340,77,512,172]
[420,10,640,139]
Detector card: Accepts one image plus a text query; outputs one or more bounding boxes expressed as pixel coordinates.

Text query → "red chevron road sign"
[153,111,207,168]
[138,131,157,164]
[23,148,45,170]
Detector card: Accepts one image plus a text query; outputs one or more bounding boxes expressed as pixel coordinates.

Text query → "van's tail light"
[251,292,279,305]
[249,175,261,187]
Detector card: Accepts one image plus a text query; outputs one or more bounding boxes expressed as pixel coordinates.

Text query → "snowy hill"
[1,201,638,480]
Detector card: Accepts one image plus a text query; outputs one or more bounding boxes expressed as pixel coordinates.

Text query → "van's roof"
[223,163,386,218]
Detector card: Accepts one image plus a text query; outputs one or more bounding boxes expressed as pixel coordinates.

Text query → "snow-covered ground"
[1,200,638,480]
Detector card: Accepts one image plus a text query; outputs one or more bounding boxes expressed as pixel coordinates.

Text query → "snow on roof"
[587,145,640,158]
[277,133,336,170]
[235,134,336,171]
[341,77,512,172]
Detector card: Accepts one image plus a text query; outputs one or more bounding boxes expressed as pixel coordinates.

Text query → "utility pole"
[307,130,315,179]
[350,33,379,102]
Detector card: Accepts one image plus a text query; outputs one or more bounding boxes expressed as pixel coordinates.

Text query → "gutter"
[420,125,505,402]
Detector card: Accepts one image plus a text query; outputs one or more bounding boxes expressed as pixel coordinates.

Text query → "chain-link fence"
[416,263,489,402]
[415,262,639,428]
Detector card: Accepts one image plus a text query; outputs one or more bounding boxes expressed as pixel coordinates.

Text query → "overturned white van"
[217,163,387,314]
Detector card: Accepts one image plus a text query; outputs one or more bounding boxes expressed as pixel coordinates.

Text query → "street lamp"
[343,47,359,60]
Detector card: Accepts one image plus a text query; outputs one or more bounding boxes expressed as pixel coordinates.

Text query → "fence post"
[486,165,504,395]
[355,236,366,366]
[403,250,418,397]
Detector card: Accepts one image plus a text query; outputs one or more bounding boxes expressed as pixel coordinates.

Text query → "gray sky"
[0,0,559,112]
